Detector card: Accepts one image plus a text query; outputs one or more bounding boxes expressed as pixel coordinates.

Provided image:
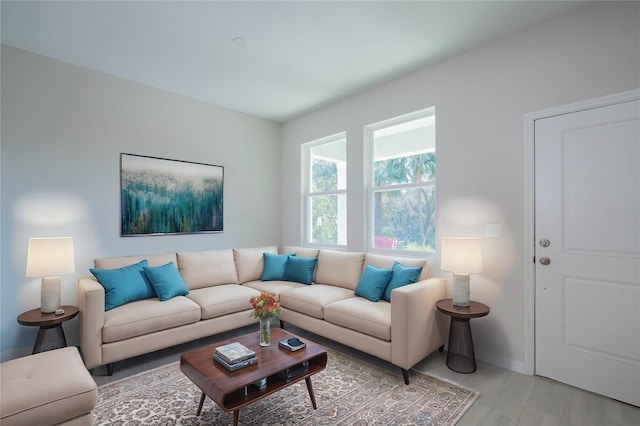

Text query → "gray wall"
[0,46,282,359]
[281,2,640,372]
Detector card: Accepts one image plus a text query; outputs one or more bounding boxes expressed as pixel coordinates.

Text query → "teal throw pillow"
[282,255,317,285]
[143,262,189,301]
[382,261,423,302]
[262,252,295,281]
[354,264,393,302]
[90,260,155,310]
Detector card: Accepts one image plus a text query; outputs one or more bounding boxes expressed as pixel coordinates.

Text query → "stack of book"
[213,342,257,371]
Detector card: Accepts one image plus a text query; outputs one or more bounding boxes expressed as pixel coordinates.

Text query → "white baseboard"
[475,349,529,375]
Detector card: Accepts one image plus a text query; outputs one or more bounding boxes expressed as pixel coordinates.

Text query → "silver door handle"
[539,257,551,265]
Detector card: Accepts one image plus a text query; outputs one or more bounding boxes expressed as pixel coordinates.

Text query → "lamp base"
[41,277,61,313]
[452,273,470,307]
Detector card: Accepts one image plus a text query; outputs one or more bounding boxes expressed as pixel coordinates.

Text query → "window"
[303,133,347,246]
[366,108,436,253]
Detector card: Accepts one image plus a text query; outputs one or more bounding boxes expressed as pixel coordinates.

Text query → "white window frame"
[302,132,347,248]
[364,107,436,254]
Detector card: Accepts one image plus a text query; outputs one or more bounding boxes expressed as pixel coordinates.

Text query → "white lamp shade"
[26,237,75,278]
[441,237,483,274]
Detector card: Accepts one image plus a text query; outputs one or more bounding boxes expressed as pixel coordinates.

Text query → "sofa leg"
[279,320,285,329]
[401,368,410,385]
[439,344,445,352]
[106,363,114,376]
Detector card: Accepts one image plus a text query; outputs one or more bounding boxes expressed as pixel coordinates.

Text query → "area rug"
[93,348,478,425]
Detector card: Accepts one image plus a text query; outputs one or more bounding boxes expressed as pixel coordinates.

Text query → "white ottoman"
[0,346,97,425]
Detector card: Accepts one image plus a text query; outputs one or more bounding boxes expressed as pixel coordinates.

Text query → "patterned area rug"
[94,348,478,425]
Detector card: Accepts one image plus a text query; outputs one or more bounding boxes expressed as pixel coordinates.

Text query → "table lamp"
[26,237,75,313]
[441,237,483,307]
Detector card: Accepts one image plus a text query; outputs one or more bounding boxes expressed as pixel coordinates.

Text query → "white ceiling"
[1,1,590,122]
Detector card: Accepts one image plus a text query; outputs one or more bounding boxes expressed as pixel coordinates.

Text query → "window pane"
[310,193,346,245]
[368,108,436,253]
[372,186,435,252]
[304,133,347,247]
[311,158,337,192]
[374,152,436,186]
[311,138,346,192]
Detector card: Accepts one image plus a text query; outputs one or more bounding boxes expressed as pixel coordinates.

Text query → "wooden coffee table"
[180,328,327,425]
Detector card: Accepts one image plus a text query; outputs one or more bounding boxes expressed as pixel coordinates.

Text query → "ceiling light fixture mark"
[232,37,247,47]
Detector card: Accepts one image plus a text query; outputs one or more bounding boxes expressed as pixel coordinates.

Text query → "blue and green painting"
[121,154,223,235]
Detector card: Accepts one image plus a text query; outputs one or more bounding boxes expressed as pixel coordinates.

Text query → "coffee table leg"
[233,410,239,426]
[197,392,206,415]
[305,377,318,409]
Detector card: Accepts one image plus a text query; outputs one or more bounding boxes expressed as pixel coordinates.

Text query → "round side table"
[17,305,79,354]
[436,299,489,374]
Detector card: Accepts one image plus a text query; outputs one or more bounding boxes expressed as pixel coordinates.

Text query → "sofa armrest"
[77,277,105,369]
[390,277,448,370]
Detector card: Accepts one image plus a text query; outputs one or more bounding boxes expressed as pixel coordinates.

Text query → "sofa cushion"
[354,264,393,302]
[103,296,201,343]
[94,252,177,269]
[382,261,423,302]
[324,297,391,341]
[243,280,307,296]
[365,253,429,280]
[279,284,354,319]
[262,252,294,281]
[315,250,365,290]
[282,255,317,285]
[281,246,319,258]
[90,260,156,310]
[0,347,97,426]
[234,246,278,284]
[177,249,238,289]
[187,285,260,320]
[143,262,189,301]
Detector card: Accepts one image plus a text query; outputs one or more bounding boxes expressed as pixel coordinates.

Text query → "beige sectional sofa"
[78,246,447,383]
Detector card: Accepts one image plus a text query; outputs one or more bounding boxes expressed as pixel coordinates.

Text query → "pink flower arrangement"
[249,291,282,320]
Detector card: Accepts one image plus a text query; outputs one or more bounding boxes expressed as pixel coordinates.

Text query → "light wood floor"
[92,325,639,425]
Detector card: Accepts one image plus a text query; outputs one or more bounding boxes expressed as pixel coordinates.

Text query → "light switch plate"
[486,223,502,238]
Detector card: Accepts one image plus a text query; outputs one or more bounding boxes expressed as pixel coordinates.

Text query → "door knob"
[539,257,551,265]
[539,239,551,247]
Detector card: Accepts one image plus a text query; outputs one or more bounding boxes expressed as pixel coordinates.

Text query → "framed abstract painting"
[120,153,224,236]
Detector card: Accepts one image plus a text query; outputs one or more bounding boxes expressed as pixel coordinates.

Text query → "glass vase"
[259,317,271,346]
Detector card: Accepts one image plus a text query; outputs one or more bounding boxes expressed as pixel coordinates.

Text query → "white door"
[535,99,640,406]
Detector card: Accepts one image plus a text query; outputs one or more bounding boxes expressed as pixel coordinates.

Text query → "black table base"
[446,317,477,374]
[33,324,68,354]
